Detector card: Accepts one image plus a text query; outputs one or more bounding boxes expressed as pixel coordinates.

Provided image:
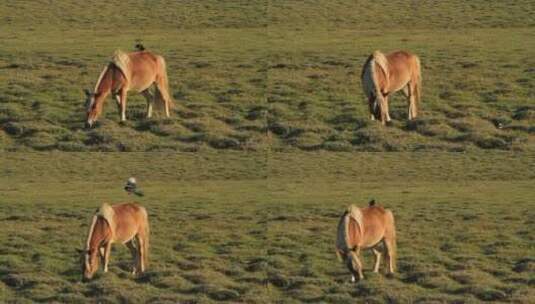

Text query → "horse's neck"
[95,65,113,96]
[87,217,110,250]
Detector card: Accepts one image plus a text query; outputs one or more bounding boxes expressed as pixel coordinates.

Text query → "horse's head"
[84,89,101,128]
[78,248,100,281]
[370,96,382,121]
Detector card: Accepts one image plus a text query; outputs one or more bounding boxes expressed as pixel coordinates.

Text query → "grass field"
[1,1,534,303]
[0,1,533,151]
[1,152,534,303]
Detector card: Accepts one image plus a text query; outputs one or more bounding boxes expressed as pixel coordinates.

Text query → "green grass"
[0,1,533,151]
[1,1,534,303]
[0,152,534,303]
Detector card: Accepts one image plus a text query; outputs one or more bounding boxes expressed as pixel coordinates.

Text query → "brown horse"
[78,203,149,280]
[336,200,396,282]
[361,50,422,125]
[84,50,173,128]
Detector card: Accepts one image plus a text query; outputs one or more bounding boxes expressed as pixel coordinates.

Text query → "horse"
[84,49,174,128]
[335,199,396,282]
[361,50,422,125]
[78,203,150,280]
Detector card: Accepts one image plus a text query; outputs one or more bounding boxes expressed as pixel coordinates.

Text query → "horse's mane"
[98,203,116,237]
[346,205,364,236]
[336,205,365,251]
[85,214,99,249]
[372,50,389,82]
[111,50,131,83]
[85,203,116,249]
[93,64,110,93]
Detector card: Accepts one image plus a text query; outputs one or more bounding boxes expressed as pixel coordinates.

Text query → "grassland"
[0,152,534,303]
[1,1,534,303]
[0,1,533,151]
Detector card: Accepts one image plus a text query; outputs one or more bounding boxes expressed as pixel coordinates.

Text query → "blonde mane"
[372,50,389,82]
[93,65,110,93]
[347,204,364,238]
[85,214,99,249]
[98,203,116,238]
[111,50,131,83]
[336,204,365,251]
[85,203,116,249]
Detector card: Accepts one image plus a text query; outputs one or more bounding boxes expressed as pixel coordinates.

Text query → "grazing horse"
[79,203,149,280]
[84,50,173,128]
[361,50,422,125]
[336,200,396,282]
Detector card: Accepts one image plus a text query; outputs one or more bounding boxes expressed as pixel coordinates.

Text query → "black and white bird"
[124,177,144,197]
[135,43,146,51]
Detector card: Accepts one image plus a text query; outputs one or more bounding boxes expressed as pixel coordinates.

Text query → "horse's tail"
[155,56,174,113]
[413,55,422,111]
[141,206,150,268]
[385,209,397,271]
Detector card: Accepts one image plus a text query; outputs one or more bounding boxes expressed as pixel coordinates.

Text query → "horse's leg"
[402,85,413,120]
[125,240,138,275]
[136,234,146,273]
[99,247,105,263]
[402,85,412,120]
[102,242,112,273]
[408,82,417,120]
[385,96,392,122]
[372,248,382,273]
[384,238,395,274]
[378,96,390,125]
[118,89,128,122]
[113,93,126,122]
[141,89,154,119]
[402,86,409,97]
[113,93,121,118]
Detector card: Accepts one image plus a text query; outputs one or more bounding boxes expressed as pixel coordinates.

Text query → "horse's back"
[386,50,417,62]
[386,51,419,72]
[112,202,145,219]
[361,206,394,246]
[111,203,146,241]
[129,50,158,62]
[126,51,165,91]
[382,51,418,90]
